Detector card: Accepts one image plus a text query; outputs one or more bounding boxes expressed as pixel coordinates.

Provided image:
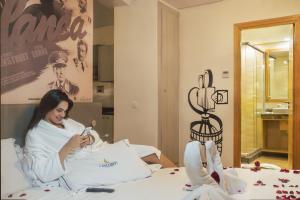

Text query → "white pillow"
[60,140,152,191]
[1,138,31,195]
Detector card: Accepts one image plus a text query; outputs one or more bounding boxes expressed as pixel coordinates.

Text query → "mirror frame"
[265,48,289,102]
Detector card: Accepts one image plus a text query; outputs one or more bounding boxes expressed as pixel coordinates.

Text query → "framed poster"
[1,0,93,104]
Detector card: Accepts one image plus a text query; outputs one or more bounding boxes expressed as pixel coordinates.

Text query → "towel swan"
[183,140,246,200]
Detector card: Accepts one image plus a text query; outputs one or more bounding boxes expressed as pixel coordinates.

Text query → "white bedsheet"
[2,168,300,200]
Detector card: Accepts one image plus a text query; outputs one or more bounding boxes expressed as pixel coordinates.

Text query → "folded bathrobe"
[22,119,152,191]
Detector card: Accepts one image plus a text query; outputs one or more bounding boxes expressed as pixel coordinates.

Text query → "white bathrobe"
[22,118,153,191]
[22,118,102,186]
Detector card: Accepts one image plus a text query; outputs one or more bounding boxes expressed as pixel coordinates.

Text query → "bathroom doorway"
[233,15,300,169]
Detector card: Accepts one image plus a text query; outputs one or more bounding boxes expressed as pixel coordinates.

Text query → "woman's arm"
[59,134,83,169]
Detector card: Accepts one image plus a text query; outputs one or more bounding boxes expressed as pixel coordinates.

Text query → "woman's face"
[45,100,69,126]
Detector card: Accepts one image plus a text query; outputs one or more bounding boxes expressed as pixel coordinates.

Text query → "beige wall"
[114,0,159,146]
[114,0,300,166]
[179,0,300,166]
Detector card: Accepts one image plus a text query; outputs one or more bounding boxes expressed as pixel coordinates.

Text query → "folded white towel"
[223,168,247,194]
[182,184,234,200]
[205,140,226,190]
[205,140,247,194]
[184,141,217,187]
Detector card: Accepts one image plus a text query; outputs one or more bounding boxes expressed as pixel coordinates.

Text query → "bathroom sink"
[272,107,289,114]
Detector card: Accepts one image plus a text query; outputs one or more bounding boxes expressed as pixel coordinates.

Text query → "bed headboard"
[1,103,102,146]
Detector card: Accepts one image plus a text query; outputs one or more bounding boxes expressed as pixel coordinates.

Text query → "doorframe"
[234,14,300,168]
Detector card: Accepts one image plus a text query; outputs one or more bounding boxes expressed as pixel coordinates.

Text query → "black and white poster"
[1,0,93,104]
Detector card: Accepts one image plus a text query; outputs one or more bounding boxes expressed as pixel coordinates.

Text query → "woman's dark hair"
[27,89,73,130]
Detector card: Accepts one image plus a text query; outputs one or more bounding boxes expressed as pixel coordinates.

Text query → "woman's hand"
[80,135,91,147]
[59,134,82,169]
[65,134,82,150]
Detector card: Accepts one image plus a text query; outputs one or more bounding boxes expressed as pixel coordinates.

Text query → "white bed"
[2,104,299,199]
[2,166,300,200]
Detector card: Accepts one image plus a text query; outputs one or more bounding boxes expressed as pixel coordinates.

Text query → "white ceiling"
[96,0,223,9]
[163,0,223,9]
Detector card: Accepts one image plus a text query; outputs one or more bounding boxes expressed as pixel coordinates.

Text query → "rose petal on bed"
[273,185,279,188]
[280,168,289,173]
[251,167,258,172]
[296,191,300,194]
[279,178,290,183]
[19,193,26,197]
[293,170,300,174]
[174,168,180,171]
[211,171,220,184]
[170,172,175,175]
[276,190,282,194]
[254,161,260,167]
[44,189,50,192]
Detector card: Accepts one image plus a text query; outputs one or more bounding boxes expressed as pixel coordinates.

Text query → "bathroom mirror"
[265,48,289,102]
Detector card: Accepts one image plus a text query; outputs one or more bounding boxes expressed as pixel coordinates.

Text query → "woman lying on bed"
[22,89,175,191]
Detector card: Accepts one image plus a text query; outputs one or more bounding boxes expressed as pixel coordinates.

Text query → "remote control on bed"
[86,188,115,193]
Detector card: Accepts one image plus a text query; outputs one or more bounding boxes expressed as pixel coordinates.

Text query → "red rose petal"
[289,191,294,194]
[170,172,175,175]
[251,167,260,172]
[274,185,279,188]
[211,171,220,184]
[289,194,296,198]
[44,189,50,192]
[276,190,282,194]
[19,193,26,197]
[279,178,290,183]
[257,180,263,184]
[282,190,288,194]
[296,191,300,194]
[185,184,191,187]
[261,183,266,186]
[174,168,179,171]
[254,183,260,186]
[289,185,294,187]
[255,161,260,167]
[280,168,289,173]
